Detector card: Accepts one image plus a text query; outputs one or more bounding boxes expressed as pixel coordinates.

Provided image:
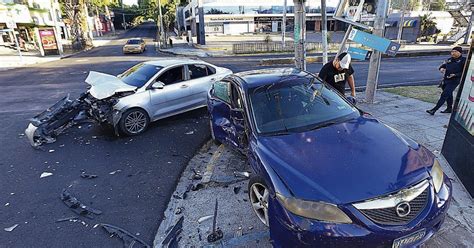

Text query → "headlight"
[431,159,444,193]
[276,194,352,223]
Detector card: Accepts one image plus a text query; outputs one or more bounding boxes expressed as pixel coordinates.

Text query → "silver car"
[25,59,232,147]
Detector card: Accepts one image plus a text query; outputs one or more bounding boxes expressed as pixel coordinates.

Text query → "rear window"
[126,39,141,44]
[189,64,209,79]
[119,63,162,88]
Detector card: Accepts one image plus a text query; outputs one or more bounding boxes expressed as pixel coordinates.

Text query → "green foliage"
[423,0,446,11]
[419,13,439,41]
[390,0,421,11]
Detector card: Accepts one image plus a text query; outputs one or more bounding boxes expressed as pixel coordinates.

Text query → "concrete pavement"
[153,91,474,247]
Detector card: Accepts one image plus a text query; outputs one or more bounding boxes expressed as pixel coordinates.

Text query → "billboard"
[335,0,377,22]
[455,58,474,136]
[39,28,59,55]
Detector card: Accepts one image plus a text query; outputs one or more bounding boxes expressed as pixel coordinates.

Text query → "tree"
[390,0,421,11]
[422,0,446,11]
[419,13,439,42]
[60,0,92,50]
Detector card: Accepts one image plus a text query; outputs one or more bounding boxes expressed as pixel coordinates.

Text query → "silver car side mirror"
[152,81,165,89]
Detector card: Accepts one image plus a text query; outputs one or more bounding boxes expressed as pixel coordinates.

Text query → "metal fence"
[232,41,340,54]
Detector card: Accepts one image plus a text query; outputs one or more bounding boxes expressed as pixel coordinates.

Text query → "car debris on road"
[4,224,19,232]
[60,189,102,219]
[101,223,150,248]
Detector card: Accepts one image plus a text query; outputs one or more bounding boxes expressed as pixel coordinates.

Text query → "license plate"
[392,229,426,248]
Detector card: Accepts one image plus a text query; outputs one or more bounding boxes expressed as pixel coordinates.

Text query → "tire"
[209,118,221,145]
[119,108,150,136]
[248,176,270,227]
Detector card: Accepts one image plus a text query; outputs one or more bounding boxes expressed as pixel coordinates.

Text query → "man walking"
[427,46,466,115]
[318,52,356,97]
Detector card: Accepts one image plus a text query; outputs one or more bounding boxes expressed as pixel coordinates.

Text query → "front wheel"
[119,108,150,136]
[248,176,270,227]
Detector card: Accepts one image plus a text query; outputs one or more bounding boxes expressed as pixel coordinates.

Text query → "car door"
[186,64,218,108]
[148,65,191,119]
[208,80,247,150]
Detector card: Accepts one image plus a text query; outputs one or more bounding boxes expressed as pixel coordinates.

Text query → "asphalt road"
[0,22,451,247]
[0,22,211,247]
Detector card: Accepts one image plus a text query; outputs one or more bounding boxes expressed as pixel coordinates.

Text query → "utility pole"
[158,0,165,48]
[282,0,287,47]
[321,0,328,64]
[122,0,126,30]
[294,0,306,70]
[365,0,389,103]
[464,4,473,44]
[50,0,63,55]
[396,0,407,43]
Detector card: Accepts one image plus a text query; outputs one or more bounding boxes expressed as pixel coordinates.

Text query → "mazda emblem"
[396,202,411,217]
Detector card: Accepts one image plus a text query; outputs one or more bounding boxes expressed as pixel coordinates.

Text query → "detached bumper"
[269,177,452,248]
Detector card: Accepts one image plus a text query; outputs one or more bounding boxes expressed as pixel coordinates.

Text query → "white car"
[25,59,232,146]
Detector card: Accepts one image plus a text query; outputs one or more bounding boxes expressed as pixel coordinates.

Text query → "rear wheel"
[248,177,270,227]
[119,108,150,136]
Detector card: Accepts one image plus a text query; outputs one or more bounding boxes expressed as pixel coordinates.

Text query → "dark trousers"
[433,83,457,110]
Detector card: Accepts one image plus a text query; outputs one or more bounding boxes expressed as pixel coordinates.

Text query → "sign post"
[6,16,23,64]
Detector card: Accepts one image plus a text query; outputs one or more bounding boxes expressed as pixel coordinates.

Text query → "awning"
[386,20,398,27]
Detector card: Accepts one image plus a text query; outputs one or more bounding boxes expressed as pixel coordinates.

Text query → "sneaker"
[426,109,435,115]
[441,109,452,113]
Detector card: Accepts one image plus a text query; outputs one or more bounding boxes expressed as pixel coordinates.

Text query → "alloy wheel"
[124,111,147,134]
[249,183,270,226]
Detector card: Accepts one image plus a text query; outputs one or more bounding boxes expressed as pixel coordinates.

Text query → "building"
[0,0,67,51]
[180,0,346,36]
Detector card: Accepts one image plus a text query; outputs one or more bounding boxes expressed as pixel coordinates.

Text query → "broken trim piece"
[60,189,102,219]
[101,224,150,248]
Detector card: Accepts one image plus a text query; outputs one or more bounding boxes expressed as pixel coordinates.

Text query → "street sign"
[347,46,372,60]
[348,29,400,56]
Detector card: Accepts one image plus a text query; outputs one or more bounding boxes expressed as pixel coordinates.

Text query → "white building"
[181,0,346,35]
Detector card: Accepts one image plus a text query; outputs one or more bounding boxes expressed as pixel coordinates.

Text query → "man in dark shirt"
[318,52,356,97]
[427,46,466,115]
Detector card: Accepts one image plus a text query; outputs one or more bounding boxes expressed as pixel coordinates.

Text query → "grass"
[383,85,448,104]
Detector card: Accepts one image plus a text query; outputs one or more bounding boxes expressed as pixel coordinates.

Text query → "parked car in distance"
[207,68,452,248]
[123,38,146,54]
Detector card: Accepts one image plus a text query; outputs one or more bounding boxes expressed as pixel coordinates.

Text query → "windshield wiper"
[308,121,338,131]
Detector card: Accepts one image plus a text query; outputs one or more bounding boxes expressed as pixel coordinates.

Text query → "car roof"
[233,68,312,89]
[143,58,208,67]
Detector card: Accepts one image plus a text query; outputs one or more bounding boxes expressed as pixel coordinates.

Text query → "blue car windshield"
[119,63,162,88]
[249,77,359,135]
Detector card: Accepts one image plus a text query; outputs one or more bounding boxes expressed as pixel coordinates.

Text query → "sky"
[123,0,138,6]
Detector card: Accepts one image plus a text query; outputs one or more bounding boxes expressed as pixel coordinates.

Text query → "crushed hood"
[85,71,137,100]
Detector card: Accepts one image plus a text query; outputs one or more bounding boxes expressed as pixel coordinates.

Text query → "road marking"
[201,144,225,184]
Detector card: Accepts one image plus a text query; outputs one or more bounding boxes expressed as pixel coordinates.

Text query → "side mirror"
[152,81,165,89]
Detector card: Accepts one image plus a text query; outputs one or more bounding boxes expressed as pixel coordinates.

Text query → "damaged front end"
[25,92,130,148]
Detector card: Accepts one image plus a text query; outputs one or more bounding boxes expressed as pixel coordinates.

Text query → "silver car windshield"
[249,77,359,135]
[119,63,163,88]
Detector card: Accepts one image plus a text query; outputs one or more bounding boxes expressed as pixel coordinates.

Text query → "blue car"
[207,68,452,247]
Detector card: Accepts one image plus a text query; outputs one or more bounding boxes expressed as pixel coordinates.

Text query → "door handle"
[181,84,188,88]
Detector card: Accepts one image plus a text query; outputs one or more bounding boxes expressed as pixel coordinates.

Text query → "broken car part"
[101,223,150,248]
[80,173,98,179]
[161,216,184,248]
[60,189,102,219]
[207,199,223,243]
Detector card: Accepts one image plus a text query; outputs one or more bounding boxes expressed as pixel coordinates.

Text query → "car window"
[213,81,230,103]
[156,66,185,85]
[231,84,243,109]
[207,65,216,75]
[126,39,140,44]
[119,63,163,88]
[248,76,359,135]
[188,64,208,79]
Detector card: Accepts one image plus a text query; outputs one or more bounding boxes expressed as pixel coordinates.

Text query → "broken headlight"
[276,194,352,223]
[431,159,444,193]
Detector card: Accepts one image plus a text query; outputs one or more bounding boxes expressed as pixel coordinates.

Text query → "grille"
[359,187,429,225]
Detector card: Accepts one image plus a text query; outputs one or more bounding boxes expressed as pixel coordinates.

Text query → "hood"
[85,71,137,100]
[256,115,434,204]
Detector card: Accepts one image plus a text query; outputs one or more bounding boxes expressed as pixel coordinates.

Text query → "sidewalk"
[153,91,474,247]
[0,30,126,71]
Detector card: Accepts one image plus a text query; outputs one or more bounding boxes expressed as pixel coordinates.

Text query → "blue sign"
[347,47,372,60]
[348,29,400,56]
